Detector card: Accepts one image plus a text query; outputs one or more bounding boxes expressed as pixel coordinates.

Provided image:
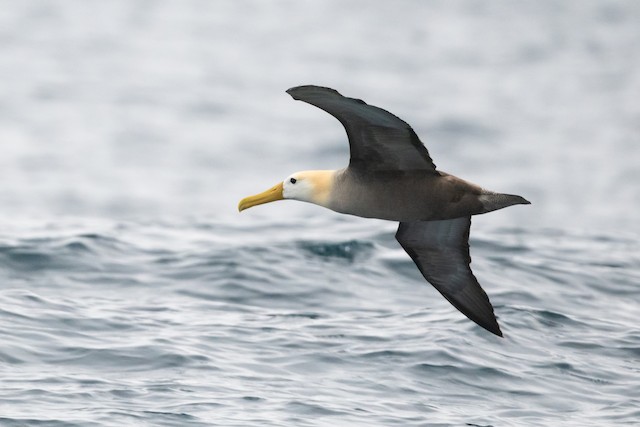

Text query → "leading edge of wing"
[395,217,503,337]
[286,85,437,173]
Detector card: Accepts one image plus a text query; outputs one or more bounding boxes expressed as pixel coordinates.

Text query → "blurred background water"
[0,1,639,426]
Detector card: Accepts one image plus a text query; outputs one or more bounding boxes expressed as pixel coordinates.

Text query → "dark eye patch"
[290,178,297,184]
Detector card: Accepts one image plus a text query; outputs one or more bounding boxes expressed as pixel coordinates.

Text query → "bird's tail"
[478,191,531,214]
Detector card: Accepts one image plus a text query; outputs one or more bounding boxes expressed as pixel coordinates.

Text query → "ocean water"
[1,1,639,426]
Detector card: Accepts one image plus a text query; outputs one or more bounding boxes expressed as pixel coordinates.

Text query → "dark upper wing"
[395,217,503,337]
[286,85,437,173]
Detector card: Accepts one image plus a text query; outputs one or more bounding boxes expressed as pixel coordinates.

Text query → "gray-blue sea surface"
[0,1,639,426]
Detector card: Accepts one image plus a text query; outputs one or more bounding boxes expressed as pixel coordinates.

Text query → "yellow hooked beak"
[238,182,284,212]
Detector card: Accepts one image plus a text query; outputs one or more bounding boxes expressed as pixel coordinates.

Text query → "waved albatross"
[238,85,530,337]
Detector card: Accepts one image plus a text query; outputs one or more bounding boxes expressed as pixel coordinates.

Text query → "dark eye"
[290,178,297,184]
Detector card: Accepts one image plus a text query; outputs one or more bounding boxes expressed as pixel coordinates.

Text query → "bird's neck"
[305,169,338,208]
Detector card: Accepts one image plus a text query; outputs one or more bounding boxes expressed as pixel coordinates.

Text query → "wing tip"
[286,85,343,100]
[467,300,503,338]
[484,320,503,338]
[464,303,503,337]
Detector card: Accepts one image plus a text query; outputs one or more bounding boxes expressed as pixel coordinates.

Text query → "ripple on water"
[297,240,375,262]
[0,218,638,427]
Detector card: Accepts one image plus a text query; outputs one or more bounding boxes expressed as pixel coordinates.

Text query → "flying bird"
[238,85,530,337]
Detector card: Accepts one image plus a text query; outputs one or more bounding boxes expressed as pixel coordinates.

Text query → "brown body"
[329,168,523,222]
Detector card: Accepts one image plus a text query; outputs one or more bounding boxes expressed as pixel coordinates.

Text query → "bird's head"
[238,170,335,212]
